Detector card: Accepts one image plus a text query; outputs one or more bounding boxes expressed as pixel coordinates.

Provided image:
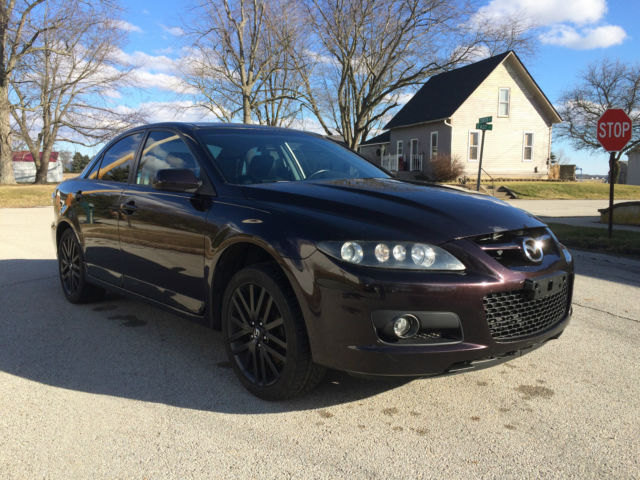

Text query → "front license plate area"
[523,272,568,300]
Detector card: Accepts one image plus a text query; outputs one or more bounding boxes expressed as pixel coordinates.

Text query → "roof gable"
[383,51,560,130]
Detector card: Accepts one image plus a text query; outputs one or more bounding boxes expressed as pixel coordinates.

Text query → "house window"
[430,132,438,159]
[498,88,510,117]
[523,132,534,161]
[468,130,480,162]
[380,144,388,156]
[397,140,403,157]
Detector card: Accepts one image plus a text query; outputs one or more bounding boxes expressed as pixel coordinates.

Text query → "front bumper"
[288,241,574,377]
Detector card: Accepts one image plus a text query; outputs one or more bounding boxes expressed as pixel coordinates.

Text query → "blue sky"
[106,0,639,175]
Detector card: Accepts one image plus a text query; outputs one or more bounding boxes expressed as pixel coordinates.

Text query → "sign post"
[596,109,632,238]
[475,116,492,191]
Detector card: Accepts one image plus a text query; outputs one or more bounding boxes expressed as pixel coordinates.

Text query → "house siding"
[450,57,552,178]
[389,123,451,174]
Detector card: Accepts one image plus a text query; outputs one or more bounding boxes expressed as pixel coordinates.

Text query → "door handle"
[120,200,137,215]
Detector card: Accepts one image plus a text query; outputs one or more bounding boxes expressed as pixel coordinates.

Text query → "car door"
[80,132,144,285]
[118,130,211,315]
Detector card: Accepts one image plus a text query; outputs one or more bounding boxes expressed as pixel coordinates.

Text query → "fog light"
[392,314,420,338]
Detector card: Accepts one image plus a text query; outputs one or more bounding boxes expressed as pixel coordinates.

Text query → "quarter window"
[98,133,144,183]
[468,131,480,161]
[499,88,510,117]
[523,132,534,161]
[136,131,200,186]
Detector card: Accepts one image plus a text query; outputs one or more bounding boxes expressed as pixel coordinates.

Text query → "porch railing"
[410,154,423,172]
[380,153,423,172]
[381,154,399,172]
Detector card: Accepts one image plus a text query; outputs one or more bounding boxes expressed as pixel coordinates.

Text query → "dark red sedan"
[52,123,573,399]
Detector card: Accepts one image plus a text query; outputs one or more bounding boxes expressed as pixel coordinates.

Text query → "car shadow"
[0,259,410,414]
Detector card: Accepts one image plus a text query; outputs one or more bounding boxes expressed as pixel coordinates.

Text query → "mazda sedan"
[52,123,573,399]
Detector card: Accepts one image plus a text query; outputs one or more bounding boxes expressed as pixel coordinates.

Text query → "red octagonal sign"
[597,109,632,152]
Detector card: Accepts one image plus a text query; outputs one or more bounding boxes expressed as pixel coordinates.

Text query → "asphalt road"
[0,207,638,479]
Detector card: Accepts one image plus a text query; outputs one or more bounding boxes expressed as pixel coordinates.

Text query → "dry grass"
[547,222,640,259]
[0,184,57,208]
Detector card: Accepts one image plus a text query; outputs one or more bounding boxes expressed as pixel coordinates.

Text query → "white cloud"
[474,0,607,27]
[130,70,195,94]
[472,0,626,51]
[116,20,143,33]
[112,49,180,74]
[540,24,627,49]
[160,24,185,36]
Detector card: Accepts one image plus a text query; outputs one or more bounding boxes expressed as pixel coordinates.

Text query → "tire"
[58,228,105,303]
[222,264,325,400]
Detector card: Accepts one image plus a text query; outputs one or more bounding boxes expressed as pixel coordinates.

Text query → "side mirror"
[153,169,201,193]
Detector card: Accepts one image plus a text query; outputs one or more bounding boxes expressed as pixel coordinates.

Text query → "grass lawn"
[0,174,77,208]
[547,222,640,259]
[0,184,58,208]
[496,181,640,200]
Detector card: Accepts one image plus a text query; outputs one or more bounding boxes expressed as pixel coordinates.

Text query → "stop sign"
[597,109,632,152]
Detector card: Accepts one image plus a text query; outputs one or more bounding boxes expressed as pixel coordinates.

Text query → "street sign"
[597,109,632,152]
[478,116,492,124]
[476,123,493,130]
[597,108,633,239]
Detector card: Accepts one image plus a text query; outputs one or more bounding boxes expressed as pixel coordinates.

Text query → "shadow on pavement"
[0,259,409,414]
[570,249,640,288]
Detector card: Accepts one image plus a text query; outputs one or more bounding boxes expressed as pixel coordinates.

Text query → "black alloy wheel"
[58,229,104,303]
[222,265,325,400]
[227,283,287,387]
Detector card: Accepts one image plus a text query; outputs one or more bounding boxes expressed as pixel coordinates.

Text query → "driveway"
[0,207,638,479]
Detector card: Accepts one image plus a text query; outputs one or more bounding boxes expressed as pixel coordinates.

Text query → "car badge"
[522,237,544,263]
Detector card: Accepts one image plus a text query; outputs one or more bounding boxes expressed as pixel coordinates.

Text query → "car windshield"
[196,129,389,184]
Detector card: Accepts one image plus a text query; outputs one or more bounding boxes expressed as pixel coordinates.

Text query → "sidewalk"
[506,199,640,232]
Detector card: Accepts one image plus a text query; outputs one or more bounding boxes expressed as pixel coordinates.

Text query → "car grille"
[473,227,558,268]
[483,282,570,341]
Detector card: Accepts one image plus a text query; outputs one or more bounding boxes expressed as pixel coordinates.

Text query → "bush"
[430,153,464,182]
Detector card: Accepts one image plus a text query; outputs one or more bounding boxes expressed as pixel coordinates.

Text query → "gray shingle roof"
[384,51,512,130]
[360,130,391,145]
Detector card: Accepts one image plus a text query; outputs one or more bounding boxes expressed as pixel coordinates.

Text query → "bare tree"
[10,0,141,183]
[299,0,534,150]
[0,0,52,184]
[558,59,640,182]
[183,0,304,126]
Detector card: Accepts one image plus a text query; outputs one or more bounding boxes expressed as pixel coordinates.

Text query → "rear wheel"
[58,228,104,303]
[222,264,324,400]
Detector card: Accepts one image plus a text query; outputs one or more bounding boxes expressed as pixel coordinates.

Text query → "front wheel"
[222,264,324,400]
[58,228,104,303]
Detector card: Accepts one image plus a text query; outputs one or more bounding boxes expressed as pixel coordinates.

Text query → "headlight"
[317,241,465,270]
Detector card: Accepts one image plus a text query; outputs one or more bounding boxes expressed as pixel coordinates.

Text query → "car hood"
[241,178,545,244]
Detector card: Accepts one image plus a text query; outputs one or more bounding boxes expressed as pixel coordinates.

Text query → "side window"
[98,133,143,182]
[84,155,102,180]
[136,131,200,186]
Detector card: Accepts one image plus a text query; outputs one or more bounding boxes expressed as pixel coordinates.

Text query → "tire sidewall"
[58,229,88,303]
[222,266,305,400]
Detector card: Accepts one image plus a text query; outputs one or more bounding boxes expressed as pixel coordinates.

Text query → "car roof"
[125,122,317,136]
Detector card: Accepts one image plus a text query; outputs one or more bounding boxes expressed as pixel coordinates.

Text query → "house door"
[410,139,419,171]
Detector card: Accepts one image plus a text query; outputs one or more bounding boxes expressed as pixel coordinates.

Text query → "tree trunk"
[0,83,15,184]
[34,148,51,184]
[243,95,252,124]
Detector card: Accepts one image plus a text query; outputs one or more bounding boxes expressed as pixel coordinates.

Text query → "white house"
[359,51,562,179]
